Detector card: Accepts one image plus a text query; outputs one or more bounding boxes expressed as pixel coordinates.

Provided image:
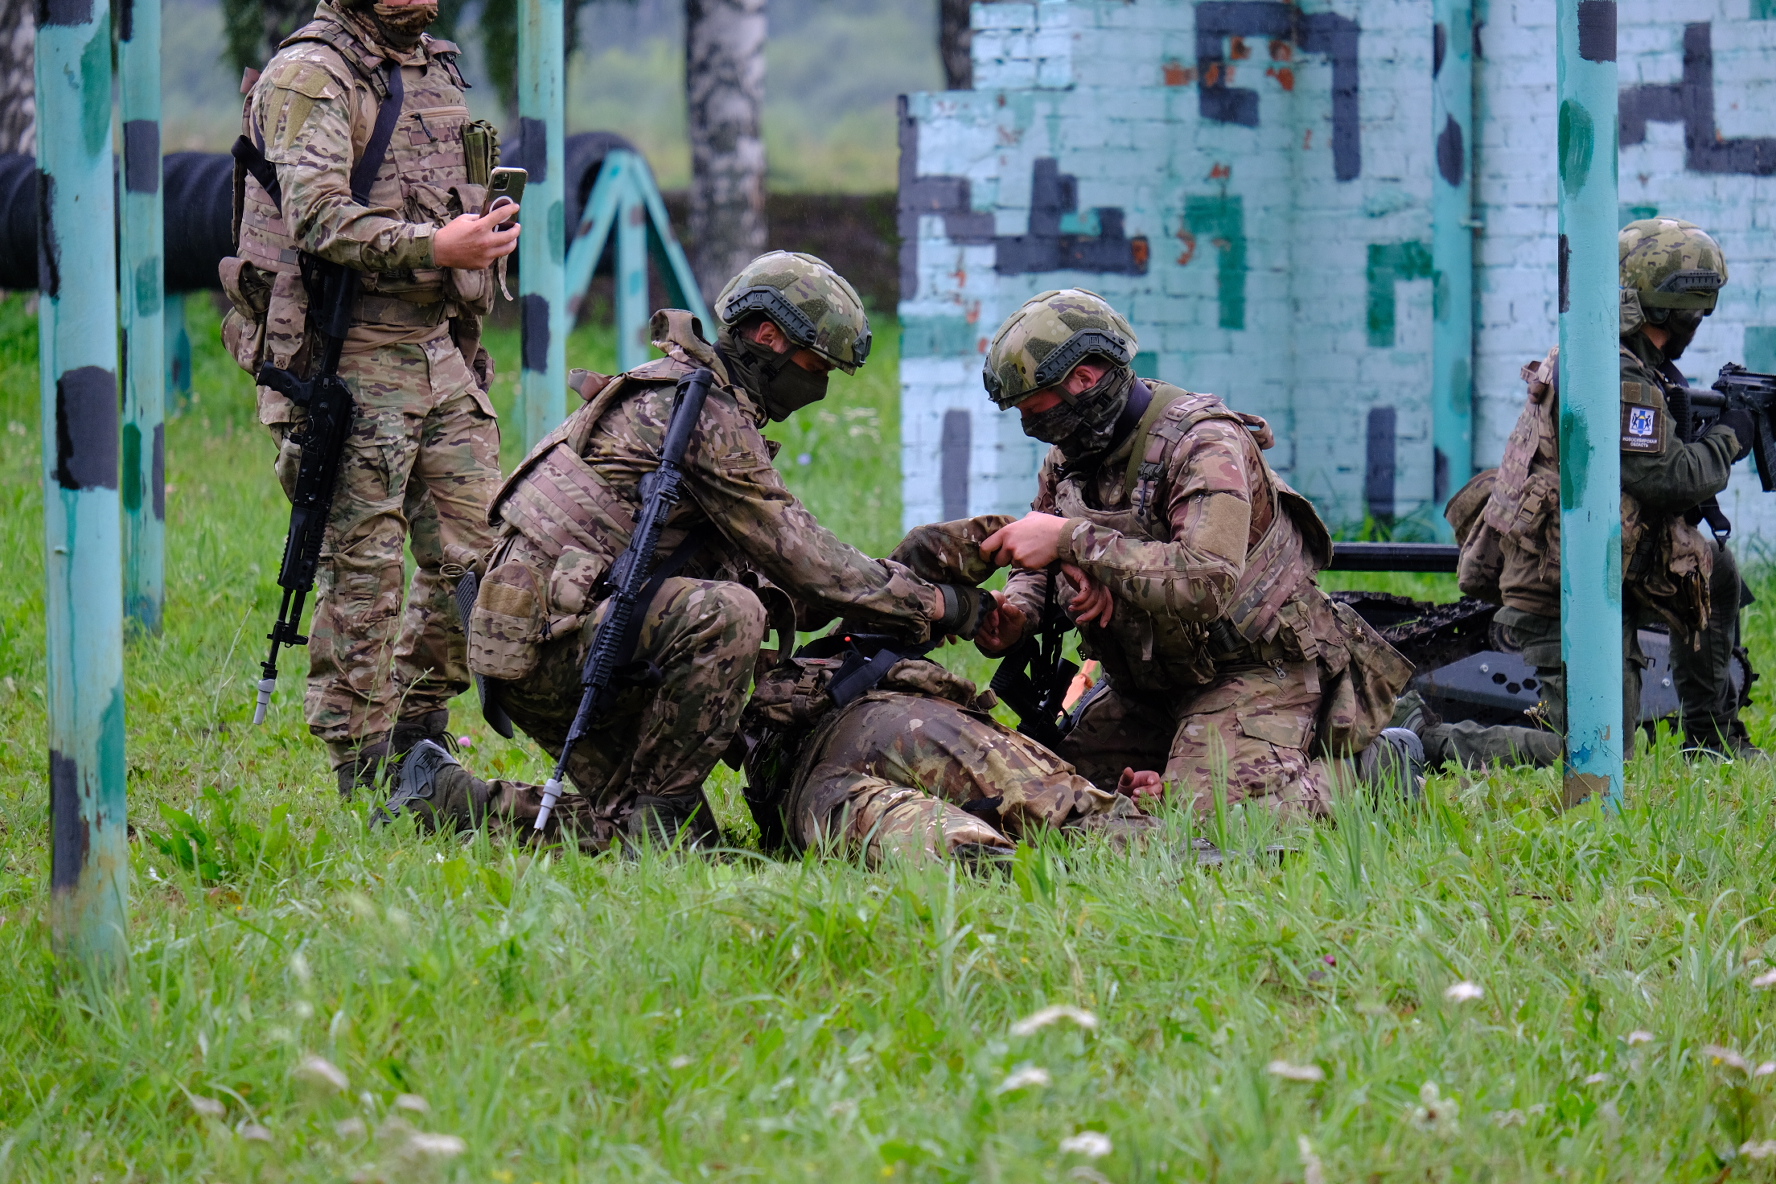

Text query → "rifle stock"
[534,368,715,830]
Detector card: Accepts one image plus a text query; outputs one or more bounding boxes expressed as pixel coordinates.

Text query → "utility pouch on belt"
[461,119,499,186]
[469,559,547,680]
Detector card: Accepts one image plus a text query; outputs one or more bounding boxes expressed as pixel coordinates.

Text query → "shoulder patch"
[1620,399,1666,454]
[265,58,342,100]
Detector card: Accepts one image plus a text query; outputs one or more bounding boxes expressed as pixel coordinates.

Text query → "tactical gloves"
[1715,407,1756,462]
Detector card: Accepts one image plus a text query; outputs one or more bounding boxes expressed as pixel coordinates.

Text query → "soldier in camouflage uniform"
[384,515,1153,862]
[218,0,519,793]
[444,253,989,846]
[972,290,1419,816]
[1437,218,1757,765]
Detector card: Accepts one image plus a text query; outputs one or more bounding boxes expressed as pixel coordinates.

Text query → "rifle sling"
[234,60,402,223]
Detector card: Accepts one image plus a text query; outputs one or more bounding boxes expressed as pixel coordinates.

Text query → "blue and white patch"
[1620,399,1666,454]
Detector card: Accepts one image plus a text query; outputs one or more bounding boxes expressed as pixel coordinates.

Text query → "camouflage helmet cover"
[982,289,1137,409]
[714,250,872,373]
[1619,218,1729,311]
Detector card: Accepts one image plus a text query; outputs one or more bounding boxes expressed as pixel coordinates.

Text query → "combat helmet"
[714,251,872,374]
[1620,218,1728,315]
[983,289,1137,409]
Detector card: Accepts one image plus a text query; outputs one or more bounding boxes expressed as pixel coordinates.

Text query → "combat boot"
[1683,716,1765,760]
[391,709,456,759]
[373,739,491,831]
[335,740,392,801]
[623,792,721,851]
[1357,727,1426,802]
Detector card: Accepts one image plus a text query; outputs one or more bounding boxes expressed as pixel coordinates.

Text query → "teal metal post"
[165,291,192,416]
[119,0,165,632]
[38,0,129,977]
[1556,0,1622,807]
[1431,0,1474,523]
[615,191,648,371]
[518,0,566,451]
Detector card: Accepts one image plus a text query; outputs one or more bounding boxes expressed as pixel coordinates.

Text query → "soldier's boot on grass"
[374,739,491,830]
[391,709,456,758]
[334,739,392,801]
[624,792,721,851]
[1683,715,1764,760]
[1356,727,1427,802]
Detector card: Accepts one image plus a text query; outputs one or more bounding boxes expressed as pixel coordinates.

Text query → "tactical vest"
[1049,383,1332,690]
[1452,345,1713,632]
[468,312,794,682]
[221,13,497,377]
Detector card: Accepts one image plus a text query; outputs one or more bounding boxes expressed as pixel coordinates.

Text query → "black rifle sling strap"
[233,58,404,217]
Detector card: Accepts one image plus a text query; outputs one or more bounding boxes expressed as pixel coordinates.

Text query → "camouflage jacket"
[1456,337,1731,627]
[468,312,939,681]
[223,2,499,406]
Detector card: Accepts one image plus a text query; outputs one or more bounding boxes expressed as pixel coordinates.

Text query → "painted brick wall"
[900,0,1776,549]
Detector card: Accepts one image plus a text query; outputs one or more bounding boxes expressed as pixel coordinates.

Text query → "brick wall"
[901,0,1776,548]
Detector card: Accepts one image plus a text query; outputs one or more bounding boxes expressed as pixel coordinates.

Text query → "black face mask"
[723,335,830,421]
[1656,308,1708,361]
[1017,366,1137,459]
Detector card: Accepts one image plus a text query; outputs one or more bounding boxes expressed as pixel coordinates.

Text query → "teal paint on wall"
[1185,195,1246,331]
[1756,0,1776,19]
[1744,327,1776,373]
[1133,350,1158,378]
[1367,241,1434,348]
[902,316,979,358]
[1621,204,1658,226]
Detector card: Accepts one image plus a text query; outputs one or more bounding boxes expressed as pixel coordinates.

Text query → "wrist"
[1053,517,1085,564]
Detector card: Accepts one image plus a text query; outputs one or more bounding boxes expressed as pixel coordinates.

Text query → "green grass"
[7,294,1776,1179]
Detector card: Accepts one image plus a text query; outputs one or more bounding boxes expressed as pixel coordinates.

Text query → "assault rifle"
[251,259,360,725]
[988,568,1079,750]
[1679,363,1776,491]
[534,368,715,830]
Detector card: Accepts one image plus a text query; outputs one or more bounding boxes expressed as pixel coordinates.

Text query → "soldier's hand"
[981,512,1070,570]
[974,596,1028,656]
[1063,563,1114,626]
[433,201,522,269]
[1117,768,1164,800]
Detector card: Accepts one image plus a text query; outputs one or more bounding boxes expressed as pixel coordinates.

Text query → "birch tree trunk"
[0,0,34,155]
[685,0,766,302]
[940,0,972,91]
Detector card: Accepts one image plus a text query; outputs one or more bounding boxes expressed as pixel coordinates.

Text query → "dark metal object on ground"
[1327,541,1460,572]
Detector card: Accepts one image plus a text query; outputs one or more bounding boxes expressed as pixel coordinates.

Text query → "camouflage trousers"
[1427,540,1745,767]
[785,691,1123,865]
[491,577,767,832]
[267,336,500,765]
[1058,660,1337,818]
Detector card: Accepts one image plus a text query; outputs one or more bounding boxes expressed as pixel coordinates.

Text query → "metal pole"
[1557,0,1622,807]
[616,184,648,372]
[518,0,566,451]
[1431,0,1474,523]
[119,0,165,632]
[38,0,129,978]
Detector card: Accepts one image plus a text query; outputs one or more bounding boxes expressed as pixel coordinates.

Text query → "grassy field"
[6,294,1776,1180]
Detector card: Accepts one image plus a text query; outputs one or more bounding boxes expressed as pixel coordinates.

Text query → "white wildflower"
[1706,1044,1752,1072]
[1266,1060,1326,1083]
[668,1055,693,1070]
[334,1117,367,1138]
[1758,1063,1776,1078]
[995,1065,1052,1094]
[238,1122,273,1143]
[1753,969,1776,988]
[289,950,312,988]
[1744,1140,1776,1160]
[1060,1131,1113,1159]
[1011,1005,1099,1036]
[1626,1030,1654,1046]
[403,1132,467,1158]
[1297,1135,1325,1184]
[1491,1109,1526,1128]
[188,1095,225,1119]
[294,1054,349,1092]
[1444,981,1484,1003]
[1583,1072,1610,1085]
[393,1093,430,1113]
[1410,1081,1460,1133]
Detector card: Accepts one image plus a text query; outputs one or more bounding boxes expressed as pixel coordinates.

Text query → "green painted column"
[1431,0,1474,520]
[616,186,648,372]
[37,0,129,978]
[518,0,566,451]
[1557,0,1623,807]
[119,0,164,632]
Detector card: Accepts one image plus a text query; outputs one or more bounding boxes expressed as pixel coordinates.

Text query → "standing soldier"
[971,290,1418,815]
[1435,217,1757,763]
[219,0,520,794]
[448,253,988,846]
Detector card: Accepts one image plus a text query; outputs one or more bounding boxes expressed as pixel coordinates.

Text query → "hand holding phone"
[483,166,527,230]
